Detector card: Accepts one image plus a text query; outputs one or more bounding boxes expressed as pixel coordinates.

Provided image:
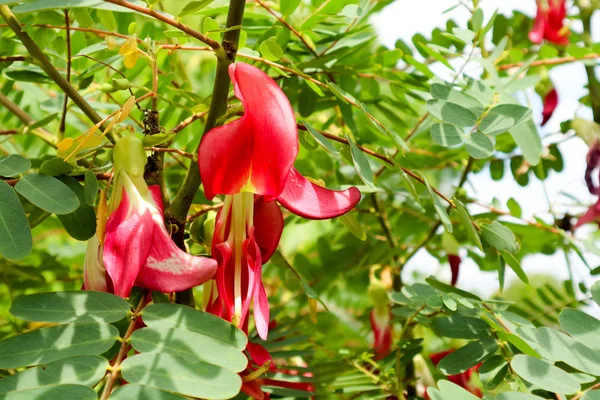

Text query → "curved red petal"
[277,167,361,220]
[541,88,558,126]
[198,62,298,199]
[136,210,217,292]
[103,188,153,298]
[253,197,283,263]
[247,342,273,368]
[575,198,600,228]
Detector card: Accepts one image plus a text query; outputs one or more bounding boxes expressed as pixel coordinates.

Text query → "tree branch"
[497,53,600,71]
[58,9,71,136]
[0,92,56,145]
[0,5,114,141]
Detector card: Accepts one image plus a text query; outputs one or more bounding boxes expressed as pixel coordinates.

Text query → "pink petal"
[198,62,298,200]
[214,242,234,322]
[148,185,164,213]
[529,5,546,44]
[135,208,217,292]
[541,88,558,126]
[254,277,270,341]
[103,186,154,298]
[277,167,361,220]
[253,197,283,263]
[575,198,600,228]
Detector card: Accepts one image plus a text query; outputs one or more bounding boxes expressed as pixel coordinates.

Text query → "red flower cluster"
[529,0,570,46]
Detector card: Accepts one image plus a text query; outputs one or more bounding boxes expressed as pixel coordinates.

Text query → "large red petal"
[198,62,298,200]
[277,167,361,220]
[253,197,283,263]
[136,209,217,292]
[103,187,153,298]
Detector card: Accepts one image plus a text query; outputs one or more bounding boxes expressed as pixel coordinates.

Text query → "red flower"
[541,88,558,126]
[84,136,217,297]
[448,254,461,286]
[529,0,570,46]
[370,309,393,359]
[425,350,482,399]
[199,62,361,339]
[241,342,314,400]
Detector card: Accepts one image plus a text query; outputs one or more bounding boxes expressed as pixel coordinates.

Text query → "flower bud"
[113,136,147,178]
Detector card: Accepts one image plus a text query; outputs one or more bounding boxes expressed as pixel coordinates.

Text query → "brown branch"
[171,110,208,134]
[0,55,26,62]
[0,130,18,135]
[187,203,224,222]
[58,9,71,135]
[100,295,146,400]
[296,123,455,208]
[497,53,600,71]
[0,23,136,41]
[254,0,318,57]
[2,172,111,186]
[102,0,225,58]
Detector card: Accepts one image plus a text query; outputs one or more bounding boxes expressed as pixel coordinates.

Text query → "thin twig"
[102,0,224,57]
[296,123,455,207]
[254,0,318,57]
[171,111,208,134]
[0,55,26,62]
[0,23,137,41]
[373,112,429,179]
[187,203,224,222]
[58,9,71,136]
[2,172,111,186]
[497,53,600,71]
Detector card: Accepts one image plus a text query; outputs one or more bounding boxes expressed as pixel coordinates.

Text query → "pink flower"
[199,62,361,339]
[529,0,570,46]
[85,136,217,297]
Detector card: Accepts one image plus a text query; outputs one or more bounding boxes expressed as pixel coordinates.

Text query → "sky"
[371,0,600,296]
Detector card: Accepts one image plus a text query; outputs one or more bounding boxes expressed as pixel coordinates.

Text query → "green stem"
[169,0,246,306]
[168,0,246,223]
[580,5,600,123]
[0,5,113,142]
